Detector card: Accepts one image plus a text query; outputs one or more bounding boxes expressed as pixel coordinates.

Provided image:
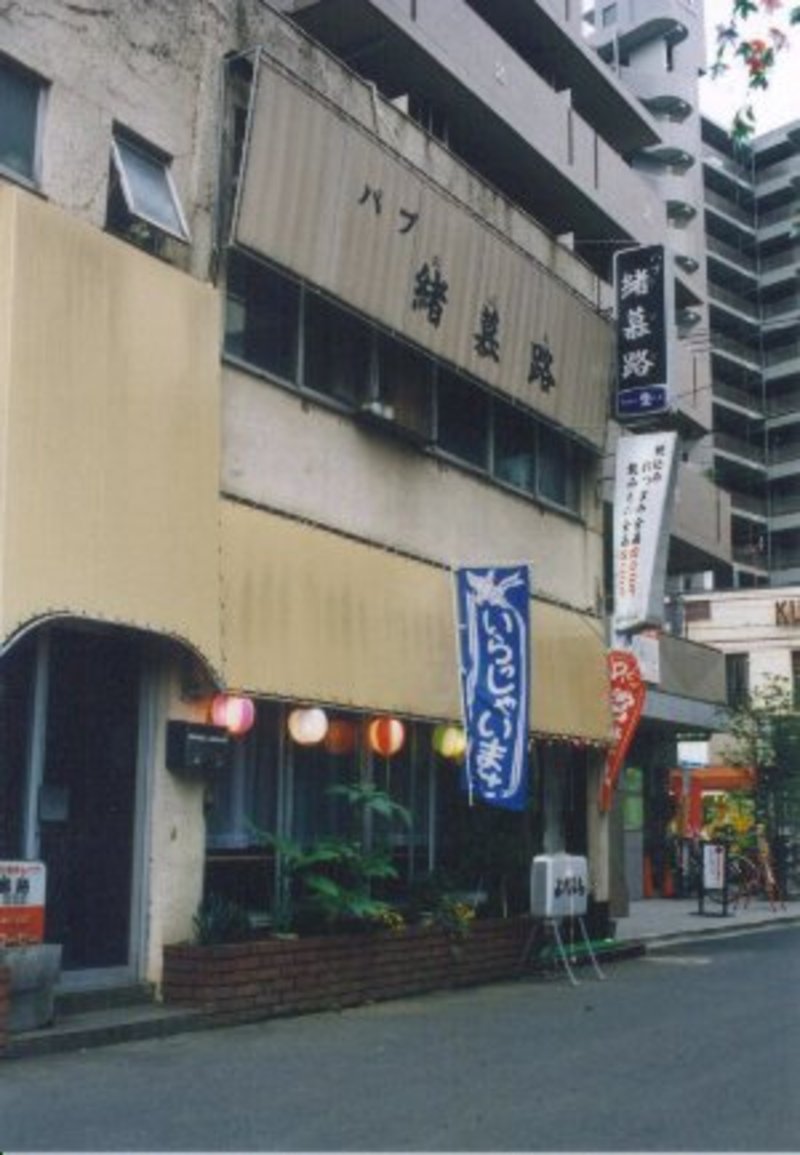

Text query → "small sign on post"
[0,861,47,943]
[698,843,729,917]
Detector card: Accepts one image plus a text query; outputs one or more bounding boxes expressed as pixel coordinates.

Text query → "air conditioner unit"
[530,853,588,919]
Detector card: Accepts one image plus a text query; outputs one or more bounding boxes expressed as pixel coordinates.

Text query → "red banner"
[599,650,646,812]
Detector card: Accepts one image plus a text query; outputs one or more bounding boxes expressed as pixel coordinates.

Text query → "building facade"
[0,0,735,988]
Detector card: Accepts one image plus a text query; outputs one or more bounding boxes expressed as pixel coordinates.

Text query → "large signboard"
[455,566,530,811]
[0,860,46,943]
[614,244,672,420]
[613,431,679,633]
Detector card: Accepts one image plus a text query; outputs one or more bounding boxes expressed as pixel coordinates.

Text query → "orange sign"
[599,651,646,812]
[0,860,46,944]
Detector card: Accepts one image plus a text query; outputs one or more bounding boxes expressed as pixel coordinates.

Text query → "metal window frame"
[110,133,190,243]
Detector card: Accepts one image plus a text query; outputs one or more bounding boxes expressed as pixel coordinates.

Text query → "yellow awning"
[221,500,611,742]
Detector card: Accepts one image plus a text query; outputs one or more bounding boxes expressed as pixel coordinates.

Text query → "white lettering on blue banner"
[455,566,530,811]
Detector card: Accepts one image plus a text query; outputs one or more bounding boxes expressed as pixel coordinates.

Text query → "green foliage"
[255,784,410,934]
[193,893,252,945]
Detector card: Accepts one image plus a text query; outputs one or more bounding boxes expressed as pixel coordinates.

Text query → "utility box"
[530,853,589,919]
[166,721,231,776]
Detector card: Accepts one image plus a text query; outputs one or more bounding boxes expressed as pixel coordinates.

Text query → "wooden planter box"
[163,917,534,1025]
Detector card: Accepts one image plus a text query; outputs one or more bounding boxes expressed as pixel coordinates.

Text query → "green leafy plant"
[193,893,252,945]
[256,783,411,934]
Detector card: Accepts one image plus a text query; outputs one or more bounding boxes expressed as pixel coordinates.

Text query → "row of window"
[0,52,188,248]
[224,250,590,514]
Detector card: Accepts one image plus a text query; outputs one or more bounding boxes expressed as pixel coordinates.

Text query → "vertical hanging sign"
[614,244,672,420]
[599,651,646,813]
[613,430,679,633]
[455,566,530,811]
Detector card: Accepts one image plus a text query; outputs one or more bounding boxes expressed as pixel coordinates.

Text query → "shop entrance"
[38,630,141,971]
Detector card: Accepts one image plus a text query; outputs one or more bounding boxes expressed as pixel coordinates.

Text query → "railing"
[732,543,768,567]
[705,187,755,227]
[714,380,763,412]
[708,283,759,320]
[767,387,800,416]
[760,250,798,274]
[715,431,766,464]
[712,334,761,366]
[706,235,757,271]
[770,492,800,517]
[764,343,800,369]
[730,490,767,516]
[768,439,800,465]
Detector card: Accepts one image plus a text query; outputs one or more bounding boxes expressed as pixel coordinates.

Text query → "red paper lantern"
[324,719,357,755]
[368,717,405,757]
[211,694,256,736]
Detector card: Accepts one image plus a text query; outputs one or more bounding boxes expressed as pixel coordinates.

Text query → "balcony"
[714,431,766,467]
[713,380,763,417]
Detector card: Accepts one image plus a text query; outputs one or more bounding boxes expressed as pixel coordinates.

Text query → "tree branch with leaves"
[710,0,800,141]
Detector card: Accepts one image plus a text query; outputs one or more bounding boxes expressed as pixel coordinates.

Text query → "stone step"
[5,1000,207,1059]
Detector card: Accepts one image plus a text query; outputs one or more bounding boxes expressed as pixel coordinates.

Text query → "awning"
[220,500,611,742]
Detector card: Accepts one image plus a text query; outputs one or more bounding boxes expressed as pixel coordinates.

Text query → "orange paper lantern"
[368,717,405,757]
[324,719,358,755]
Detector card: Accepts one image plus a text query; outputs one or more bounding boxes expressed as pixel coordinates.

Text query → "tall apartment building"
[0,0,730,990]
[702,116,800,587]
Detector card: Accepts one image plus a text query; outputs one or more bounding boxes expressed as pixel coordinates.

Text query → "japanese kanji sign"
[598,651,645,813]
[613,431,678,633]
[0,860,46,944]
[613,245,671,419]
[455,565,530,811]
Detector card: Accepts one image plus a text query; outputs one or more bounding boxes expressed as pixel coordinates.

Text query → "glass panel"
[494,403,537,494]
[539,429,579,511]
[224,251,300,381]
[113,135,187,239]
[436,368,489,468]
[0,61,40,181]
[376,335,433,438]
[304,293,372,405]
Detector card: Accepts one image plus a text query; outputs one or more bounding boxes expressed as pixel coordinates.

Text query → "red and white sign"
[599,651,646,812]
[0,860,47,944]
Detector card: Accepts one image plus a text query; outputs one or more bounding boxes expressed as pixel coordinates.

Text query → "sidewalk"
[615,894,800,948]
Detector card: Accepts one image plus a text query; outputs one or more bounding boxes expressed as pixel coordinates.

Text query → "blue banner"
[455,566,530,811]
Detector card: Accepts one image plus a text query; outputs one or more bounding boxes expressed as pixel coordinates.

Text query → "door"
[38,630,140,970]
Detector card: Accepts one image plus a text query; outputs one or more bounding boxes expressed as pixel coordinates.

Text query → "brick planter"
[0,965,10,1054]
[163,916,534,1025]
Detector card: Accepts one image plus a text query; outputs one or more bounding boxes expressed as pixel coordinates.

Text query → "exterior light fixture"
[324,718,358,755]
[432,724,467,761]
[211,693,256,736]
[368,716,405,757]
[287,707,329,746]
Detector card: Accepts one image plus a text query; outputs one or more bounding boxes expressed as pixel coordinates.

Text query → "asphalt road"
[1,925,799,1152]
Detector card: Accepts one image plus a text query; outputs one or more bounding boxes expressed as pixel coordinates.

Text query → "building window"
[304,291,372,405]
[107,130,189,249]
[225,251,300,382]
[601,4,618,27]
[0,55,45,185]
[494,405,537,495]
[539,428,579,513]
[372,334,434,440]
[436,367,489,468]
[726,653,750,710]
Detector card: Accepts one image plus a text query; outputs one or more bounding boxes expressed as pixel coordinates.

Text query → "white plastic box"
[530,853,589,919]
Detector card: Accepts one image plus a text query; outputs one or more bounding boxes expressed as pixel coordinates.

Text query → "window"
[726,653,750,710]
[601,4,618,27]
[494,405,537,495]
[225,252,300,382]
[0,56,44,184]
[304,291,372,405]
[539,428,579,512]
[436,368,489,468]
[107,130,189,247]
[373,334,434,440]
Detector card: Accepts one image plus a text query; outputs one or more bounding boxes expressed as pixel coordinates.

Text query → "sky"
[699,0,800,133]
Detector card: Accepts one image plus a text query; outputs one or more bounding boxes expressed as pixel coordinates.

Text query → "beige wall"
[686,588,800,691]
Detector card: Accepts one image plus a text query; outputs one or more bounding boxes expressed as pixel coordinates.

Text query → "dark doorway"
[39,630,140,970]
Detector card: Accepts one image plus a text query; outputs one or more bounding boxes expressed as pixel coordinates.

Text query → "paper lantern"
[324,719,357,755]
[287,707,329,746]
[433,724,466,761]
[211,694,256,736]
[368,717,405,757]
